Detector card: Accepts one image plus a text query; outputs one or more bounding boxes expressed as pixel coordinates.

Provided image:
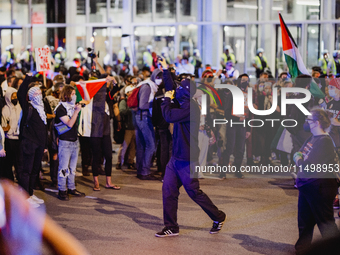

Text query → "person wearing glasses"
[294,108,340,254]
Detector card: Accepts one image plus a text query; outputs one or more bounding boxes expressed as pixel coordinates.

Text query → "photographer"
[155,57,226,237]
[294,108,340,254]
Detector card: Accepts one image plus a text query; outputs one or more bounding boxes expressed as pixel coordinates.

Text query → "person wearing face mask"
[220,74,251,179]
[294,108,340,254]
[17,75,47,208]
[1,87,21,181]
[54,85,85,201]
[134,68,163,180]
[152,73,171,181]
[176,56,194,75]
[155,58,226,237]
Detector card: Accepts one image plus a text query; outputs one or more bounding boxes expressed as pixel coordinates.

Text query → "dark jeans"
[295,179,339,254]
[158,129,172,177]
[163,158,225,230]
[90,135,112,177]
[3,139,20,181]
[48,146,58,184]
[79,136,92,172]
[135,112,155,176]
[18,139,44,196]
[221,125,246,176]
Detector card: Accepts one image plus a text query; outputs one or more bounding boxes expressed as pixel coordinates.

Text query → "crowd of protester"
[1,44,340,252]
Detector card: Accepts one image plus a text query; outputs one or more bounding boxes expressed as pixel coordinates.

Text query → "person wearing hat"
[54,47,66,72]
[328,50,340,77]
[221,45,236,69]
[116,85,136,170]
[318,50,329,75]
[189,49,202,78]
[252,48,268,78]
[17,74,47,208]
[143,45,153,69]
[225,60,239,80]
[155,56,226,237]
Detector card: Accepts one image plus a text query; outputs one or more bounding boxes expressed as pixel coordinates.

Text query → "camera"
[87,48,100,59]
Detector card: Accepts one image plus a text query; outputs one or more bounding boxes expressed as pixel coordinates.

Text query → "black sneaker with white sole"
[210,212,226,234]
[155,227,179,237]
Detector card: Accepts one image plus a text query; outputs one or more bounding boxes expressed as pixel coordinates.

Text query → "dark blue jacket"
[161,70,200,162]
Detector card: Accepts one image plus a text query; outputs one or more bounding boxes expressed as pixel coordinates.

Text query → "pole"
[43,70,46,87]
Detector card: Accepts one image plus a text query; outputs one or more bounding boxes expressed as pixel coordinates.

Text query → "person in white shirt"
[225,60,239,80]
[176,56,194,75]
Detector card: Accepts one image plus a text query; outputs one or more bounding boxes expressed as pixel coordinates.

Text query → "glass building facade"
[0,0,339,76]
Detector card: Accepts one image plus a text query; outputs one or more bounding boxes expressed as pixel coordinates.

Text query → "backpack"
[127,86,141,108]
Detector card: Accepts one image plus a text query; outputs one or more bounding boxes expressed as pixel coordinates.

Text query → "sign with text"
[35,47,51,71]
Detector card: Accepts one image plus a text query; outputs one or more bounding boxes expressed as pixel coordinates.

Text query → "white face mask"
[70,94,77,105]
[155,79,162,85]
[259,86,264,92]
[329,89,337,98]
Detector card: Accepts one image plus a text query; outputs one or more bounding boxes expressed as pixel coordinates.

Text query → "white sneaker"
[26,197,40,208]
[31,195,44,204]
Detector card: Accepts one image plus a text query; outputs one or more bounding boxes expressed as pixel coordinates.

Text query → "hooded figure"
[2,87,21,140]
[156,70,226,237]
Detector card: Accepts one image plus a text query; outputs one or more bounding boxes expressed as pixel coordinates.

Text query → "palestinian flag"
[279,13,325,99]
[74,78,107,137]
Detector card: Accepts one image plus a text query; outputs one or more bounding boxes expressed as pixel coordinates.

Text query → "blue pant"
[135,112,155,176]
[58,139,79,191]
[162,158,225,230]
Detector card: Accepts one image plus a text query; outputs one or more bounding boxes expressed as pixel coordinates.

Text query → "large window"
[223,26,246,73]
[32,0,46,24]
[155,0,176,22]
[135,26,175,68]
[271,0,320,20]
[13,0,29,25]
[108,0,124,23]
[307,25,319,69]
[179,25,197,56]
[0,0,12,25]
[89,0,107,23]
[92,27,122,65]
[135,0,152,22]
[226,0,258,21]
[179,0,198,22]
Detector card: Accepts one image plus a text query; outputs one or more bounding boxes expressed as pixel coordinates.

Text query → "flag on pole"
[279,13,325,99]
[74,78,107,137]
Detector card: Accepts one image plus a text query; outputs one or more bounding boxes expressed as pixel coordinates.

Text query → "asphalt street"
[34,144,339,255]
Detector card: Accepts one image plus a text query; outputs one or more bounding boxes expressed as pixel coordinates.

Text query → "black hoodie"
[161,72,200,162]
